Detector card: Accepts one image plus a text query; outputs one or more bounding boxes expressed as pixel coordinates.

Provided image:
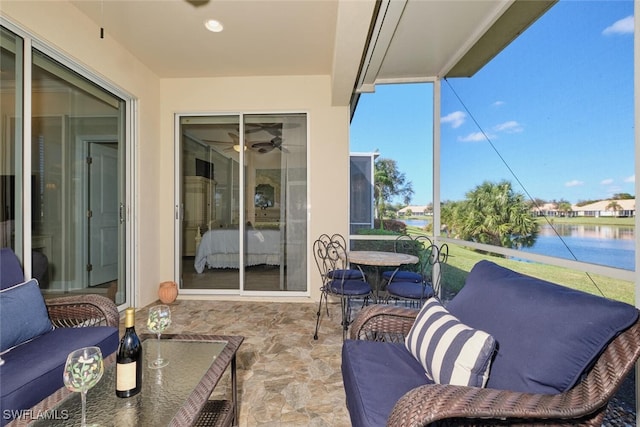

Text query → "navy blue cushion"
[327,269,364,280]
[329,279,371,296]
[342,340,431,427]
[447,260,639,394]
[0,326,118,425]
[387,282,434,300]
[382,270,422,283]
[0,248,24,290]
[0,279,53,353]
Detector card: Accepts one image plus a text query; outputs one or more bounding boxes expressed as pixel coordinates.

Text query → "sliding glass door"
[1,24,129,305]
[178,113,308,294]
[0,27,24,258]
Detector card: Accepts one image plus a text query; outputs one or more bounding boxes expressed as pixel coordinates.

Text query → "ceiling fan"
[184,0,209,7]
[202,132,288,154]
[251,136,289,154]
[200,132,240,152]
[245,122,300,137]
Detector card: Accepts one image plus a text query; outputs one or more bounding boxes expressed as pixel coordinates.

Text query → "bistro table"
[348,250,419,302]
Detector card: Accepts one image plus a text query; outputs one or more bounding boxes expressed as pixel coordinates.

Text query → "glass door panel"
[243,114,307,292]
[0,27,24,258]
[31,49,126,304]
[180,115,241,290]
[179,113,307,294]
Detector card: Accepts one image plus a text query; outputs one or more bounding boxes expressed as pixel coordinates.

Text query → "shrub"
[373,219,407,233]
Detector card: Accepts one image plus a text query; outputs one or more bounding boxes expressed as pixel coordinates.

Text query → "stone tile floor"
[131,299,350,426]
[129,299,636,426]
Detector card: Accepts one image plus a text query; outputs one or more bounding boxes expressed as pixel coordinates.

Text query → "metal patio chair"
[385,237,440,306]
[380,235,432,291]
[313,234,373,340]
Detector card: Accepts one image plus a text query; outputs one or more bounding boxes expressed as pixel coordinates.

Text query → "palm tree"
[556,200,573,217]
[606,200,622,216]
[373,158,413,228]
[447,180,538,248]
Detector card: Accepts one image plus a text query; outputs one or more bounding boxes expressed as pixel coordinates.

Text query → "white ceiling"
[70,0,342,78]
[69,0,556,106]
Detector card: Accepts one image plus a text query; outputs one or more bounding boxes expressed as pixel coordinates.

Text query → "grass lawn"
[537,216,635,226]
[403,225,635,305]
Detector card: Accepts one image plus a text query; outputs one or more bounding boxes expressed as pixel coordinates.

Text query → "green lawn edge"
[402,225,635,305]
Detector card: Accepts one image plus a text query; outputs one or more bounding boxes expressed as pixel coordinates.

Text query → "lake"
[400,219,635,271]
[518,223,635,271]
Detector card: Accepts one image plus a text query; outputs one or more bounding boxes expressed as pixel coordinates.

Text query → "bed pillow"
[405,298,496,387]
[0,278,53,353]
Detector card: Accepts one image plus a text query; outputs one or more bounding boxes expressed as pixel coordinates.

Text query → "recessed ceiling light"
[204,19,223,33]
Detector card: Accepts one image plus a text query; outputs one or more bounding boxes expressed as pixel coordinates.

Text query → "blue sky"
[350,0,634,206]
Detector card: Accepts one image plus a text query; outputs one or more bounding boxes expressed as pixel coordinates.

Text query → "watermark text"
[3,409,69,421]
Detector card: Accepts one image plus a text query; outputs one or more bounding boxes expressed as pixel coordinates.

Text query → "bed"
[194,228,282,273]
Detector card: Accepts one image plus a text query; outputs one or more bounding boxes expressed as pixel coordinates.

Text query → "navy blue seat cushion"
[0,326,118,425]
[382,270,421,283]
[447,260,639,394]
[342,340,431,427]
[386,281,434,300]
[0,279,53,352]
[329,279,371,296]
[327,269,364,280]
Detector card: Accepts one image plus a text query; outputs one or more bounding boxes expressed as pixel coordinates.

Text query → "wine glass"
[147,304,172,369]
[63,346,104,427]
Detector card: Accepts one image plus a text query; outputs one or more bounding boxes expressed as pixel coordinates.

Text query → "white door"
[87,142,119,286]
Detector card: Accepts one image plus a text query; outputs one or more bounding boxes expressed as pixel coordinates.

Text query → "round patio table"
[348,250,419,302]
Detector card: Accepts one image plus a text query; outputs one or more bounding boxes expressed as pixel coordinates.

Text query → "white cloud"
[493,120,523,133]
[600,178,614,185]
[603,16,634,35]
[565,180,584,188]
[624,174,635,183]
[441,111,466,129]
[458,132,489,143]
[492,101,505,107]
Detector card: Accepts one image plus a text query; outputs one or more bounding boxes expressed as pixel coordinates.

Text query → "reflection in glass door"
[0,27,24,259]
[3,23,132,307]
[180,115,241,290]
[30,50,127,304]
[179,113,308,294]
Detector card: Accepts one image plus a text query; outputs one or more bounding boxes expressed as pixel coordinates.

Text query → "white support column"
[634,3,640,425]
[22,37,32,278]
[432,78,442,297]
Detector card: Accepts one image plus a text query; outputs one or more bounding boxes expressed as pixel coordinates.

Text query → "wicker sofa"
[0,248,120,426]
[342,260,640,426]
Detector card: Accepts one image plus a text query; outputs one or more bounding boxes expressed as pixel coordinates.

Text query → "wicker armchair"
[350,304,640,427]
[45,294,120,328]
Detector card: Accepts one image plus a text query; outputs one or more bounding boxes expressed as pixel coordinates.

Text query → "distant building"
[531,199,635,218]
[531,202,560,217]
[572,199,635,218]
[398,205,431,216]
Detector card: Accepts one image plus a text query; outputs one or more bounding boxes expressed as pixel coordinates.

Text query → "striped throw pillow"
[405,298,496,387]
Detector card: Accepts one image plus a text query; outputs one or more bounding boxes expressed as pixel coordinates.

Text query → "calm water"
[518,223,635,271]
[400,219,635,271]
[402,218,431,228]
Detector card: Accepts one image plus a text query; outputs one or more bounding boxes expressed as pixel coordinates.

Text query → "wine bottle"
[116,307,142,398]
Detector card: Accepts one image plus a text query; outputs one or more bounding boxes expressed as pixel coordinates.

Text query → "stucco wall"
[160,76,351,303]
[2,1,351,307]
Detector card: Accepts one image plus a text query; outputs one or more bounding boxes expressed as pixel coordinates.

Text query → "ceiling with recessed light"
[68,0,556,107]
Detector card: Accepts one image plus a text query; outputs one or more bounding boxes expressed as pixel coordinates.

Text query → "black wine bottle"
[116,307,142,398]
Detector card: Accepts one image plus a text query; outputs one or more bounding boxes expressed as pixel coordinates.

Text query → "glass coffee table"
[30,334,243,427]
